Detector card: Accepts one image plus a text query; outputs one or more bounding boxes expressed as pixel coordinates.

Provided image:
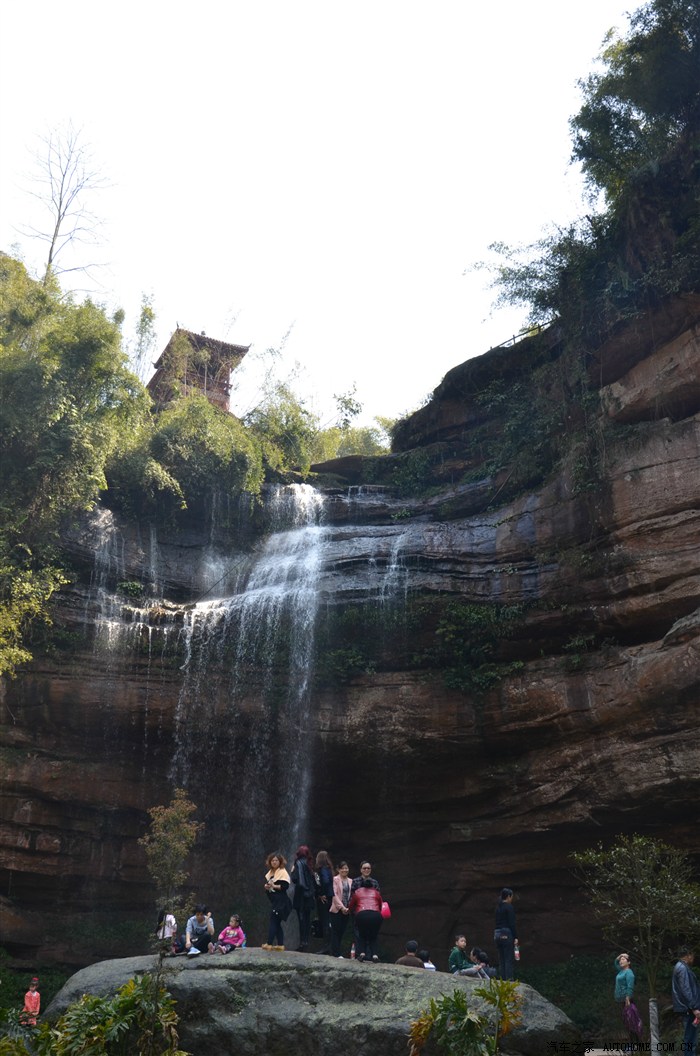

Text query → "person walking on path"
[614,952,643,1045]
[672,946,700,1055]
[494,887,518,980]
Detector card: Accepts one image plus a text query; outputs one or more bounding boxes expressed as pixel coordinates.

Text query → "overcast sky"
[0,1,633,426]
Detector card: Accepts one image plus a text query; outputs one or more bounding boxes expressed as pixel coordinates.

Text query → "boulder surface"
[46,951,582,1056]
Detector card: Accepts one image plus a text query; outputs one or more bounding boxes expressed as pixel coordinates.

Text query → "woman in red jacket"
[348,877,383,962]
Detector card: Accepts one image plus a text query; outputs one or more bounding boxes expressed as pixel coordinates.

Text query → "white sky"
[0,1,633,427]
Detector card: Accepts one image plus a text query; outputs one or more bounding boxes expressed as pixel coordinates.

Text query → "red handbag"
[381,901,391,919]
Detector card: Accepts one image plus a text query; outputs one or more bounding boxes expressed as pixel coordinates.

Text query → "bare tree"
[21,124,107,284]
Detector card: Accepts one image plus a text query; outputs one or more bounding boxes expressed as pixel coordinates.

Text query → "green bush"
[106,394,265,523]
[0,973,188,1056]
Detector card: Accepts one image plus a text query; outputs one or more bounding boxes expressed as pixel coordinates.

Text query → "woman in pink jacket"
[348,873,383,962]
[329,860,353,957]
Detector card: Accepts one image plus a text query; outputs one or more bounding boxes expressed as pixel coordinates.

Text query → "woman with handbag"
[494,887,518,980]
[615,952,644,1044]
[348,875,383,962]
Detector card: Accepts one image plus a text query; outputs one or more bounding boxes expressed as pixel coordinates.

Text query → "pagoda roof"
[151,328,249,371]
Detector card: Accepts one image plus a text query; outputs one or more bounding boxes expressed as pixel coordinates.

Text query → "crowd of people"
[147,850,700,1054]
[155,849,521,977]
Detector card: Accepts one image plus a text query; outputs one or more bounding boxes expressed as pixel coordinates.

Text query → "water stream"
[171,485,329,873]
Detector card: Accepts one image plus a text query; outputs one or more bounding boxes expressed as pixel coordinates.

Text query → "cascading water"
[84,485,426,919]
[172,484,328,887]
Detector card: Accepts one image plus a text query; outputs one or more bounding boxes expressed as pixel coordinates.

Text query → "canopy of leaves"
[107,394,265,521]
[0,254,148,675]
[244,381,320,476]
[571,0,700,203]
[572,833,700,995]
[486,0,700,344]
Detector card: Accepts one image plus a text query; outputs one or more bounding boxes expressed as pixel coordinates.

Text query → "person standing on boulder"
[494,887,518,980]
[348,873,383,962]
[351,861,379,893]
[315,849,334,953]
[290,845,317,952]
[330,860,353,957]
[262,851,291,951]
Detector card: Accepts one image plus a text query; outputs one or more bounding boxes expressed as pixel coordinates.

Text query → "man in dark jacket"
[395,939,425,968]
[672,947,700,1054]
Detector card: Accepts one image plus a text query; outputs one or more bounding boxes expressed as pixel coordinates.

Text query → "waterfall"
[173,484,328,874]
[89,509,150,656]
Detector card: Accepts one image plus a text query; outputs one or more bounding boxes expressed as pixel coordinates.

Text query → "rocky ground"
[46,949,582,1056]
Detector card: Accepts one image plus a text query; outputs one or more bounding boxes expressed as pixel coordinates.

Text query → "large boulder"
[46,950,582,1056]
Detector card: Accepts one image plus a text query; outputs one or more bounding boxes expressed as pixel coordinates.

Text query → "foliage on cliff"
[489,0,700,340]
[0,255,148,676]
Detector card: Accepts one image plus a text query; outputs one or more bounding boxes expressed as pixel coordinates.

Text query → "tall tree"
[571,0,700,203]
[21,124,107,284]
[132,294,158,383]
[485,0,700,339]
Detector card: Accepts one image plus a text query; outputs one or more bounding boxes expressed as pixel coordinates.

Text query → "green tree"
[106,393,265,522]
[131,294,157,383]
[483,0,700,341]
[245,381,320,476]
[0,254,148,675]
[571,0,700,204]
[138,789,203,912]
[572,833,700,1045]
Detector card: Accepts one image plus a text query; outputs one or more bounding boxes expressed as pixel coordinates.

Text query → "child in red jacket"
[21,977,40,1026]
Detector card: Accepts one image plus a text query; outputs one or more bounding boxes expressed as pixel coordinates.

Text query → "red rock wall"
[1,300,699,967]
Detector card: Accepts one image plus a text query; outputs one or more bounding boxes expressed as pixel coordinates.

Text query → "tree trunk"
[648,997,659,1047]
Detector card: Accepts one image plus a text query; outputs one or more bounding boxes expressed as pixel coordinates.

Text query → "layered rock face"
[1,297,699,969]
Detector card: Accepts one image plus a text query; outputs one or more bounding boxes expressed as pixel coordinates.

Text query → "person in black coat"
[494,887,518,980]
[291,844,316,951]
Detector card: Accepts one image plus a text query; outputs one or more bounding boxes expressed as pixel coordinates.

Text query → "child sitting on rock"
[210,914,246,953]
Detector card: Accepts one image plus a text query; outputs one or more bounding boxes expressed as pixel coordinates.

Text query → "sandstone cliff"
[1,295,699,968]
